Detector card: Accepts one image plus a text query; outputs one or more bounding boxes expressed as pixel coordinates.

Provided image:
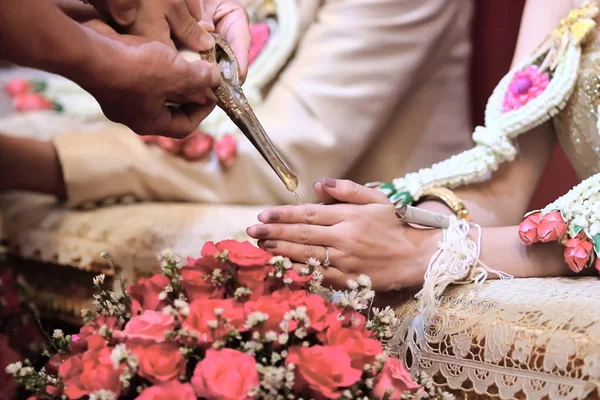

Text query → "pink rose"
[127,274,170,315]
[60,335,122,399]
[537,211,567,242]
[295,292,331,332]
[117,311,175,343]
[14,93,54,112]
[0,334,20,400]
[182,132,214,161]
[214,134,238,168]
[181,267,220,302]
[183,299,245,343]
[244,293,296,334]
[129,343,186,384]
[373,358,421,399]
[136,380,196,400]
[564,234,594,273]
[286,345,362,399]
[518,212,541,245]
[284,269,313,290]
[237,267,269,299]
[191,348,259,400]
[323,321,383,370]
[202,240,272,267]
[5,78,32,97]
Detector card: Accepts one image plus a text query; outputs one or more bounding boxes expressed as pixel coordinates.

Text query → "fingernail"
[268,212,280,222]
[264,240,277,249]
[323,177,337,188]
[255,226,268,238]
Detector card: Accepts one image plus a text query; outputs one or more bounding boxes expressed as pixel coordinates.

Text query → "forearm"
[0,0,100,83]
[0,135,66,196]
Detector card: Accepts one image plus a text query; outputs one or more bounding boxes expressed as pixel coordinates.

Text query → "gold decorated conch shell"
[199,34,299,194]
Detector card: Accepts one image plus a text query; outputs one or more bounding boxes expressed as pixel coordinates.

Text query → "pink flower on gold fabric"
[537,211,567,243]
[564,234,594,273]
[502,66,550,112]
[518,212,541,245]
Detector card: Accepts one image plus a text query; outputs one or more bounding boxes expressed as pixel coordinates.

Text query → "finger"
[257,204,343,226]
[185,0,202,21]
[213,4,250,82]
[106,0,140,26]
[320,178,391,205]
[167,0,214,51]
[247,223,337,246]
[313,181,337,205]
[177,59,222,93]
[156,101,215,138]
[259,240,341,265]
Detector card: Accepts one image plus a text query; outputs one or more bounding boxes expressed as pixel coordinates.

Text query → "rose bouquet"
[8,240,453,400]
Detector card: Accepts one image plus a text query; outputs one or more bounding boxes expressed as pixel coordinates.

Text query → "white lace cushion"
[388,278,600,400]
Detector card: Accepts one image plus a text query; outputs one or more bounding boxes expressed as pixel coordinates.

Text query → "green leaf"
[377,183,396,197]
[569,225,584,238]
[594,235,600,255]
[389,191,413,206]
[31,80,47,93]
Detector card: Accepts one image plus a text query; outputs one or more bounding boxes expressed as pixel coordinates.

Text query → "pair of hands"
[246,179,437,291]
[70,0,250,137]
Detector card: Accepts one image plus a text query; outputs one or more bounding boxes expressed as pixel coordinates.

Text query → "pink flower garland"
[502,66,550,112]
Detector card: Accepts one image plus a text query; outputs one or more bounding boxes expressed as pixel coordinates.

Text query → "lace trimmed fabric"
[386,278,600,400]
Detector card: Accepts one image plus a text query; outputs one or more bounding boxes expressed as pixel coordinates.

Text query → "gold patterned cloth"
[554,30,600,179]
[387,278,600,400]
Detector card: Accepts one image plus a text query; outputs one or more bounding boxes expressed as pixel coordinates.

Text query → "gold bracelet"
[415,187,471,222]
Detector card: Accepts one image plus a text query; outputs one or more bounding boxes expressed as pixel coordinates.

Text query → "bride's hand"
[246,178,437,291]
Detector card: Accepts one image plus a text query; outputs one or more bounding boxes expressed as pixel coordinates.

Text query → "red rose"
[373,358,421,399]
[537,211,567,242]
[129,343,186,384]
[286,345,362,399]
[244,293,294,334]
[0,334,20,400]
[214,134,238,168]
[183,299,245,343]
[127,274,170,315]
[564,234,594,273]
[203,240,272,267]
[76,316,120,352]
[296,293,331,332]
[191,348,259,400]
[135,380,196,400]
[237,267,269,299]
[181,267,220,302]
[60,335,122,399]
[518,212,541,245]
[323,320,382,370]
[117,311,175,343]
[5,78,31,97]
[284,269,313,289]
[157,136,184,154]
[182,132,214,161]
[14,93,53,112]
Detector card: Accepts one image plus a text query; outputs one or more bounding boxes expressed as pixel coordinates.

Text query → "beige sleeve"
[55,0,469,207]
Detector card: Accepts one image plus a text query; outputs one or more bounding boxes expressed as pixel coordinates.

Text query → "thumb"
[319,178,391,205]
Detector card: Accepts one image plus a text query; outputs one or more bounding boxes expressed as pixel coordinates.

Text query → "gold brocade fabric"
[554,30,600,178]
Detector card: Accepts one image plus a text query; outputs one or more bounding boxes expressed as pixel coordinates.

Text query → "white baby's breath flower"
[307,258,321,268]
[158,291,168,301]
[278,333,289,345]
[346,279,359,290]
[300,267,310,276]
[245,312,269,329]
[98,325,110,338]
[89,390,117,400]
[52,329,64,339]
[5,362,22,375]
[214,308,224,316]
[295,328,307,339]
[207,320,219,329]
[265,331,278,342]
[357,274,372,288]
[157,249,182,267]
[110,344,129,369]
[19,367,34,377]
[283,278,293,285]
[93,274,106,286]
